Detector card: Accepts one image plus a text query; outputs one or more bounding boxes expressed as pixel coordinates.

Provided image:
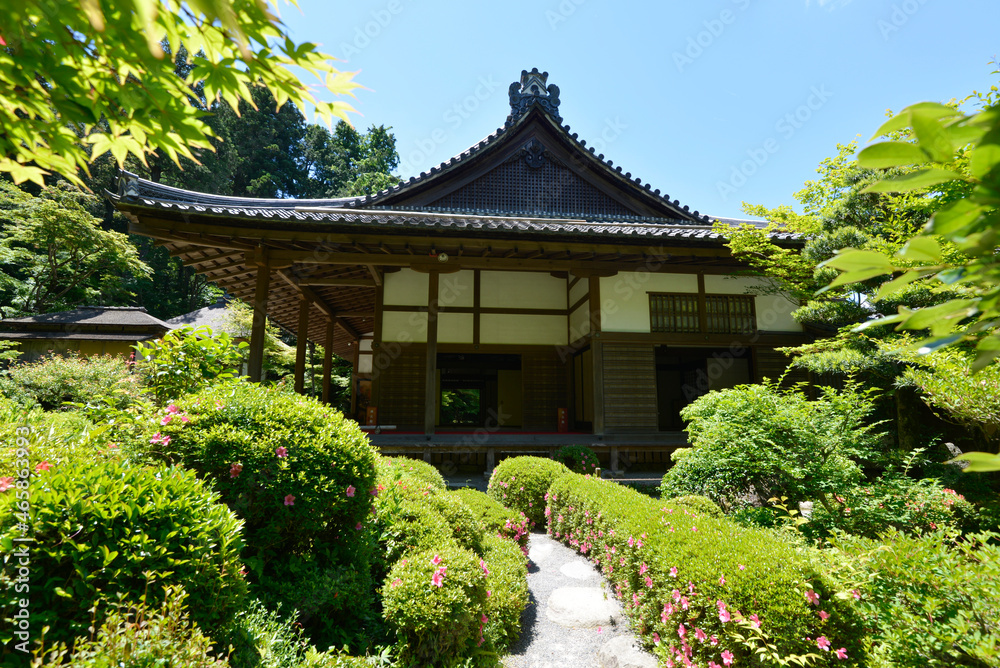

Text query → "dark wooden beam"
[247,250,270,383]
[589,276,604,436]
[295,296,310,394]
[366,264,383,286]
[298,277,377,287]
[424,272,439,436]
[275,269,362,341]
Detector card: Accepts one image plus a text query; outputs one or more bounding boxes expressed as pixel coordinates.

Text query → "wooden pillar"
[350,340,359,416]
[589,276,605,436]
[322,320,334,405]
[247,258,270,383]
[371,283,384,418]
[697,273,708,333]
[294,296,309,394]
[424,272,440,436]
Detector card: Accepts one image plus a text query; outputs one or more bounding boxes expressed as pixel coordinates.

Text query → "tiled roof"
[0,331,161,341]
[1,306,172,329]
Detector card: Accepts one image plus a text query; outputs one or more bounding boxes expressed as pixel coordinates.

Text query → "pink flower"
[670,566,678,577]
[852,589,861,600]
[346,485,356,497]
[35,460,52,472]
[719,575,726,585]
[628,536,635,547]
[160,415,173,425]
[284,494,295,506]
[806,589,820,605]
[166,404,179,414]
[817,636,831,651]
[710,635,719,646]
[230,462,243,478]
[695,628,708,642]
[276,446,288,458]
[645,575,653,588]
[673,589,682,602]
[661,603,674,622]
[749,614,760,628]
[640,562,649,575]
[431,567,447,587]
[721,650,734,665]
[0,477,13,492]
[390,578,402,587]
[150,432,171,446]
[691,526,698,532]
[738,564,746,570]
[355,522,362,530]
[835,648,848,660]
[480,559,490,575]
[179,416,190,423]
[818,610,830,621]
[719,608,731,623]
[678,623,686,638]
[481,613,488,623]
[432,554,442,565]
[653,632,661,645]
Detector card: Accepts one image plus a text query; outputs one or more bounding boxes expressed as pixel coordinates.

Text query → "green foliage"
[831,528,1000,667]
[480,533,529,653]
[451,488,531,556]
[666,494,725,518]
[428,492,485,557]
[134,326,247,406]
[378,456,447,490]
[301,122,401,198]
[381,545,490,668]
[661,382,883,510]
[0,352,139,411]
[0,181,151,314]
[548,472,863,666]
[0,457,247,653]
[553,445,600,475]
[36,585,229,668]
[227,599,311,668]
[487,456,571,527]
[0,0,360,186]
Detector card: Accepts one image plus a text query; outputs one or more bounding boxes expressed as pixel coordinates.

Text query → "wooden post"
[589,276,605,436]
[697,273,708,333]
[322,320,334,405]
[424,272,440,436]
[248,257,270,383]
[371,283,384,419]
[294,296,309,394]
[350,340,359,416]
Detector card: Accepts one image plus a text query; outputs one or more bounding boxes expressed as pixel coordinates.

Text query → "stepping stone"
[528,541,554,562]
[597,637,658,668]
[559,560,597,580]
[546,587,622,628]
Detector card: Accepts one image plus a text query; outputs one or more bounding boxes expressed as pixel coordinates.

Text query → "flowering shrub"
[480,533,529,653]
[487,456,570,527]
[452,488,531,555]
[833,528,1000,667]
[547,472,864,667]
[377,456,446,490]
[427,491,485,556]
[554,444,600,475]
[134,325,247,406]
[155,381,378,563]
[0,352,139,411]
[381,545,490,667]
[0,457,246,653]
[805,472,975,539]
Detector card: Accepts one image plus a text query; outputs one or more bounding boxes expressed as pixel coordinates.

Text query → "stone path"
[501,532,656,668]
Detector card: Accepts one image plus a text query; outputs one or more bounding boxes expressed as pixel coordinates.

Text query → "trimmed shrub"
[836,528,1000,667]
[155,380,378,561]
[554,444,600,475]
[487,456,570,527]
[667,494,724,518]
[39,586,229,668]
[452,488,530,555]
[0,352,139,411]
[661,382,881,510]
[427,491,485,557]
[0,457,247,653]
[378,456,446,490]
[547,472,865,667]
[481,533,529,653]
[381,545,490,667]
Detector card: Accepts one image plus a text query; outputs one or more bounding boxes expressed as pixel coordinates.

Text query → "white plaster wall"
[438,270,475,308]
[755,294,802,332]
[599,272,698,332]
[569,303,591,340]
[481,271,566,309]
[569,278,589,306]
[358,354,373,374]
[384,269,429,306]
[437,313,474,344]
[480,314,568,345]
[382,311,428,342]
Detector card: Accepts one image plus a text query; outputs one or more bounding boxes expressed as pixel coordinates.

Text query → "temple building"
[112,69,808,470]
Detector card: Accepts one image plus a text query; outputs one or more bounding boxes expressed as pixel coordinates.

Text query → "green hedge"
[667,494,724,518]
[451,488,530,555]
[481,533,529,653]
[487,456,570,527]
[378,456,446,490]
[0,458,246,653]
[547,472,864,667]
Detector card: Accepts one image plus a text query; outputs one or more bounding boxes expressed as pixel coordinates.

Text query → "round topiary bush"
[554,445,600,475]
[381,544,489,667]
[0,457,247,653]
[480,533,529,653]
[451,488,530,555]
[427,491,485,557]
[666,494,725,518]
[378,456,446,490]
[154,380,379,561]
[487,456,570,527]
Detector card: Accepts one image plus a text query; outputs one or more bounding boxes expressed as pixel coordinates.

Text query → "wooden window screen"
[649,293,700,333]
[650,293,757,334]
[705,295,756,334]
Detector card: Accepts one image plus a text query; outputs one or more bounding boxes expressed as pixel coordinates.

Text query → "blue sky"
[278,0,999,219]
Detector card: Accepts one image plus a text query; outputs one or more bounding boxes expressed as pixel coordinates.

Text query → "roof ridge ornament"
[507,68,561,123]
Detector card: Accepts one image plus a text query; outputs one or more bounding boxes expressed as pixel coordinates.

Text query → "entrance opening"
[655,346,752,430]
[437,353,522,428]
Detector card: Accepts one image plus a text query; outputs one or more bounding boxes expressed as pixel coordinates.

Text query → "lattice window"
[650,293,700,333]
[649,293,756,334]
[706,295,756,334]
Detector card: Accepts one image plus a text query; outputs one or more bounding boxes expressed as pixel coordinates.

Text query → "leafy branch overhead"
[0,0,361,186]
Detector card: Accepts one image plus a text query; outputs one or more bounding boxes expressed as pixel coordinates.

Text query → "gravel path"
[501,532,651,668]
